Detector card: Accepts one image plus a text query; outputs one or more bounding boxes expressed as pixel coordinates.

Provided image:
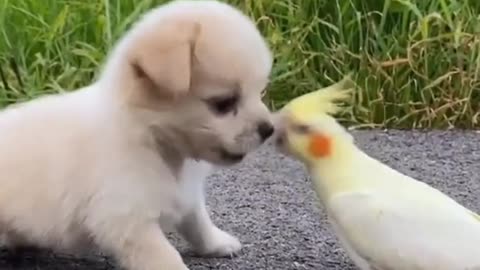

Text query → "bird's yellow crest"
[282,73,355,124]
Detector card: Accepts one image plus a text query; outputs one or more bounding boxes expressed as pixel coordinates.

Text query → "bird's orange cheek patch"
[308,133,331,158]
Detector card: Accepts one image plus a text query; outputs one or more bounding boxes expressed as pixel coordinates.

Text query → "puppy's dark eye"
[207,95,239,115]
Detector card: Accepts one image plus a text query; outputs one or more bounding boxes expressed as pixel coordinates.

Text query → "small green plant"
[1,0,479,129]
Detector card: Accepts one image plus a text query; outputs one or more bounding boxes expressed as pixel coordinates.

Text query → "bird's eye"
[207,95,239,115]
[291,123,311,134]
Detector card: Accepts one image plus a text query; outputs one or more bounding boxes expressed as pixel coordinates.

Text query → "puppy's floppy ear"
[130,21,200,99]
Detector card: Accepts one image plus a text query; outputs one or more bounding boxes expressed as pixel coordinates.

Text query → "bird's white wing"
[327,189,480,270]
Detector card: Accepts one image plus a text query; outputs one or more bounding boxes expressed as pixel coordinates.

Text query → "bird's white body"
[311,149,480,270]
[276,76,480,270]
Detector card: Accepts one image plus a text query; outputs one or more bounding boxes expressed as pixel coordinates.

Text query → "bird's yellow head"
[274,74,355,164]
[279,113,354,163]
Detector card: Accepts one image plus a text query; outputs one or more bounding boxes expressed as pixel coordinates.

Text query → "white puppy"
[0,0,273,269]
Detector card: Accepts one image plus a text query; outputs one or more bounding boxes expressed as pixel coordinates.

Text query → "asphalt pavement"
[1,130,479,270]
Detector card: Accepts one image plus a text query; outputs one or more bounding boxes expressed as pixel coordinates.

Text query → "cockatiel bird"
[274,75,480,270]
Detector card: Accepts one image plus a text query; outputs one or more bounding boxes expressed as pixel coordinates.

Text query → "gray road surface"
[1,130,479,270]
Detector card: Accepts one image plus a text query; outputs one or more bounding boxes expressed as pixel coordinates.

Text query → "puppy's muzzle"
[257,121,274,141]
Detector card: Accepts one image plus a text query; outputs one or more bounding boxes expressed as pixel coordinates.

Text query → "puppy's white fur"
[0,1,273,269]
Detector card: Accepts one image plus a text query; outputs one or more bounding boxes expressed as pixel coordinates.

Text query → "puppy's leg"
[176,178,241,257]
[94,220,189,270]
[1,230,36,251]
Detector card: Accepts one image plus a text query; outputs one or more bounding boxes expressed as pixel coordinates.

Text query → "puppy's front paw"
[198,227,241,257]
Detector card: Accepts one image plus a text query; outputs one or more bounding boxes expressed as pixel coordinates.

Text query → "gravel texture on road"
[1,130,479,270]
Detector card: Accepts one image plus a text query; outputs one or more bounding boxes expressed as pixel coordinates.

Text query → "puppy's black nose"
[257,121,274,141]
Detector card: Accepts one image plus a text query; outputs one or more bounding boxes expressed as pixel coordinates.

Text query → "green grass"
[1,0,479,129]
